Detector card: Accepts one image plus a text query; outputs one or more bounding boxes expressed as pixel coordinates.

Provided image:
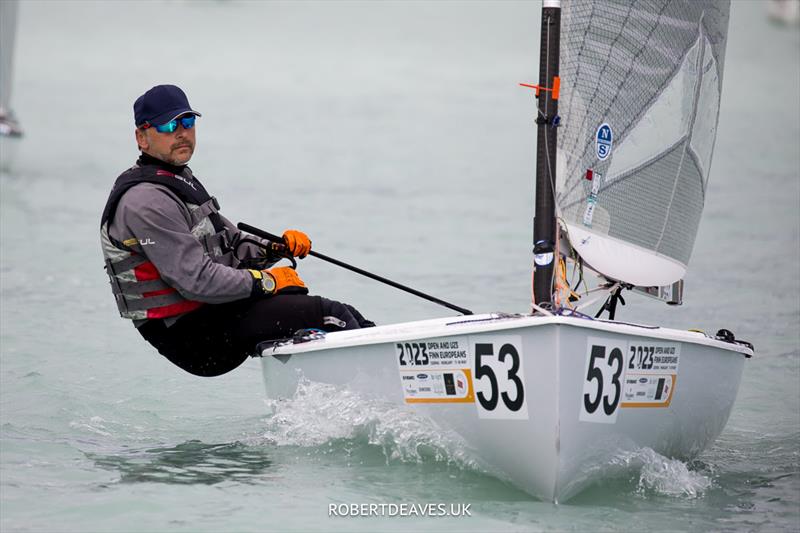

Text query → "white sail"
[556,0,730,287]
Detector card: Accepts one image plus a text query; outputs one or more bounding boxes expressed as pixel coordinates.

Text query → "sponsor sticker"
[621,343,681,408]
[396,338,475,404]
[596,123,613,160]
[582,170,603,227]
[400,368,474,403]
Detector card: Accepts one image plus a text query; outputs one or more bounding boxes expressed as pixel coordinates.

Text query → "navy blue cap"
[133,85,201,127]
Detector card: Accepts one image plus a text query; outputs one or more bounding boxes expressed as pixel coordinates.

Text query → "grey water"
[0,1,797,531]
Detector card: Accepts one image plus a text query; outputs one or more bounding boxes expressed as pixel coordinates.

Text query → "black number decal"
[420,344,429,365]
[499,344,524,411]
[475,343,498,410]
[584,345,605,414]
[475,342,526,412]
[585,344,625,417]
[629,346,635,369]
[397,343,406,366]
[603,347,623,414]
[412,343,420,364]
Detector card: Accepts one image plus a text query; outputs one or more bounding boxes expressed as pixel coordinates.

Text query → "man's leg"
[138,294,371,377]
[341,302,376,328]
[138,305,251,377]
[227,294,362,349]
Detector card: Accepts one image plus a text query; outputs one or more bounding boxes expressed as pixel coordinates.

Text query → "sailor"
[101,84,372,377]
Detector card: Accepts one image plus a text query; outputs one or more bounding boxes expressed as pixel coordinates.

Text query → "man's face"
[135,114,196,165]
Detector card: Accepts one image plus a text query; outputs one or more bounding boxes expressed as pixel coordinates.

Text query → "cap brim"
[149,108,202,127]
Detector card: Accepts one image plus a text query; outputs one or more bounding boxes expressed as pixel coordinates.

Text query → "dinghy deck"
[261,313,753,358]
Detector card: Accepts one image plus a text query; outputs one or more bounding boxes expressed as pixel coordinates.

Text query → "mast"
[532,0,561,308]
[0,0,23,137]
[0,0,19,114]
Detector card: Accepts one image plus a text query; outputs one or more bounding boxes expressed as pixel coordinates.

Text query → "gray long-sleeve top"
[108,181,270,304]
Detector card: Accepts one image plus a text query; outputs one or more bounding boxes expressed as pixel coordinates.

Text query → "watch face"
[262,275,276,294]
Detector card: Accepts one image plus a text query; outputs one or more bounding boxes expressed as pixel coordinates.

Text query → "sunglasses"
[141,115,196,133]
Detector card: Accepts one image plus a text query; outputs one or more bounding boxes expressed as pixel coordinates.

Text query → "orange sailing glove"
[282,229,311,258]
[250,267,308,295]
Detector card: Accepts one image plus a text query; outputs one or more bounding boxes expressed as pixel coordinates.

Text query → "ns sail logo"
[596,123,613,161]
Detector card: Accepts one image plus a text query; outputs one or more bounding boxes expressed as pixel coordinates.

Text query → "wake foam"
[259,377,487,470]
[256,378,713,499]
[612,447,712,498]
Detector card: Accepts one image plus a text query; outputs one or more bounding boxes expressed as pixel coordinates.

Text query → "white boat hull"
[260,314,750,502]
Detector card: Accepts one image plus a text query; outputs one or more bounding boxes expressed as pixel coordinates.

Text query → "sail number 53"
[473,337,528,420]
[580,337,627,423]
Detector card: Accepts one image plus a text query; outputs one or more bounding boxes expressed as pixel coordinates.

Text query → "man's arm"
[112,184,255,303]
[217,213,279,270]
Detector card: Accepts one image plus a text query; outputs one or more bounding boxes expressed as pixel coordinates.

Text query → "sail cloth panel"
[556,0,730,287]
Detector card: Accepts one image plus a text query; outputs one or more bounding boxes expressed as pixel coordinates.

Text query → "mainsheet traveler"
[100,84,372,376]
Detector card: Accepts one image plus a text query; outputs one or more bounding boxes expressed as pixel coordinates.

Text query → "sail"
[555,0,730,287]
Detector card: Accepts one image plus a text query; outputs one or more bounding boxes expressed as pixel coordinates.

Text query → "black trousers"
[138,294,370,377]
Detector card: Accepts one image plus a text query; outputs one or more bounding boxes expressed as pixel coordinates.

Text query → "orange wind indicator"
[519,76,560,100]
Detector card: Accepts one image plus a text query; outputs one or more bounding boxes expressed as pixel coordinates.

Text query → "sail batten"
[557,0,730,287]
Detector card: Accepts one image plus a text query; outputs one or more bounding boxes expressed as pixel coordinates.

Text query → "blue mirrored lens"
[154,116,195,133]
[154,120,178,133]
[179,116,196,129]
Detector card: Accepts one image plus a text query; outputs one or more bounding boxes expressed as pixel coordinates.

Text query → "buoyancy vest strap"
[105,253,148,275]
[189,197,221,225]
[123,291,188,312]
[112,278,172,295]
[105,257,129,314]
[201,232,230,253]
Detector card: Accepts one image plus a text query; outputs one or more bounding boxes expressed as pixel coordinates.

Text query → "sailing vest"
[100,164,230,321]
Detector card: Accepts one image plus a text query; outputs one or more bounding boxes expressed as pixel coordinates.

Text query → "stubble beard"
[166,143,194,166]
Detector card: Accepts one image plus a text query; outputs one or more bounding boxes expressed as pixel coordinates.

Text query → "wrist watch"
[250,269,277,295]
[260,273,277,295]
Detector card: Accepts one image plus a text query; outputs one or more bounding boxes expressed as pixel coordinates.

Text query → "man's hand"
[282,229,311,258]
[250,267,308,295]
